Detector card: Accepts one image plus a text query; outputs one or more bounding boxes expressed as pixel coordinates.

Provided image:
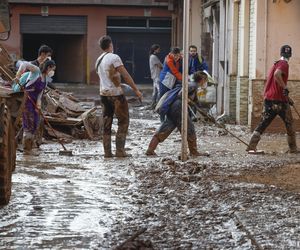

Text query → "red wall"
[3,4,171,84]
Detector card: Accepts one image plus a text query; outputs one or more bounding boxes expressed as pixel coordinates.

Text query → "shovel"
[13,78,73,156]
[27,94,73,156]
[188,99,264,155]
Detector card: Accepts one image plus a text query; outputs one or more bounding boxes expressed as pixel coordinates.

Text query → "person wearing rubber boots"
[31,45,54,149]
[14,59,56,155]
[149,44,163,109]
[146,71,209,157]
[95,35,143,158]
[247,45,299,153]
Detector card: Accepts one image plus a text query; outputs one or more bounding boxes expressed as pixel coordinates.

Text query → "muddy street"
[1,87,300,249]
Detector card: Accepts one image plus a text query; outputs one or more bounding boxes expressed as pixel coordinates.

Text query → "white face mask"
[47,70,55,78]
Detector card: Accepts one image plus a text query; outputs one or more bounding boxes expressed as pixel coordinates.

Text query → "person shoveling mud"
[14,59,56,156]
[146,71,209,157]
[247,45,300,154]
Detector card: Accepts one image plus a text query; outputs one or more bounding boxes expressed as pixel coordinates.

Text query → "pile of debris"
[0,43,102,142]
[0,44,15,84]
[42,88,102,141]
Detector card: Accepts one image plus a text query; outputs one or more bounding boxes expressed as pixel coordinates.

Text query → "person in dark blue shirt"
[188,45,208,75]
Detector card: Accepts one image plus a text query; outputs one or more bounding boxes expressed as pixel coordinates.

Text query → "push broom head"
[247,150,265,155]
[59,150,73,156]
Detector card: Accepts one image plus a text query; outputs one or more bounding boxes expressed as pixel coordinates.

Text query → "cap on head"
[280,45,292,58]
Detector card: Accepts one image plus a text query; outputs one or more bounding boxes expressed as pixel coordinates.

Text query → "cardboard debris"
[58,95,86,114]
[0,44,15,82]
[44,125,73,142]
[43,88,102,140]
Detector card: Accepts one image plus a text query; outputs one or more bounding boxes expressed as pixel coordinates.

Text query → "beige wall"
[190,0,202,50]
[255,0,300,79]
[255,0,267,79]
[227,0,300,128]
[266,0,300,80]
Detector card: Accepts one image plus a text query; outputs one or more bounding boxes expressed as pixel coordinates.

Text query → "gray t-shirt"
[149,54,163,80]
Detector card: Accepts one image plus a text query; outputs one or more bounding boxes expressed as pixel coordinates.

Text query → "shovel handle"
[288,97,300,119]
[27,94,68,151]
[15,80,68,151]
[188,98,250,148]
[292,105,300,119]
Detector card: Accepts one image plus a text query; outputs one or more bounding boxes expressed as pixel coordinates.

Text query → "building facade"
[171,0,300,132]
[4,0,172,84]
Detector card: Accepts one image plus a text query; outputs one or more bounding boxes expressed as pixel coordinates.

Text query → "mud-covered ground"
[1,86,300,249]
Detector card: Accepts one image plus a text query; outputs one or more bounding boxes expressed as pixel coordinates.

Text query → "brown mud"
[1,86,300,249]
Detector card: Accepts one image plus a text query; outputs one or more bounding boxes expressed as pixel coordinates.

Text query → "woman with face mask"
[15,59,56,155]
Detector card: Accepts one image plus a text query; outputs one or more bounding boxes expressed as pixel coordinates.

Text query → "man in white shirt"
[95,35,142,158]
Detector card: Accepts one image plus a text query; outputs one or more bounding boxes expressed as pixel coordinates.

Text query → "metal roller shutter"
[20,15,87,34]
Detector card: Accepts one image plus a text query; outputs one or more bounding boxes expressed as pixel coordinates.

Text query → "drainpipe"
[217,0,229,121]
[224,0,229,115]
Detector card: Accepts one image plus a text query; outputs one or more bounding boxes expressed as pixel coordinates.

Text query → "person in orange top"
[159,47,182,98]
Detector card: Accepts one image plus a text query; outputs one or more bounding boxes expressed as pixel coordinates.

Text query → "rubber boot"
[23,138,39,156]
[188,135,209,157]
[23,138,32,155]
[103,135,113,158]
[115,133,131,157]
[34,119,44,148]
[287,134,300,153]
[246,131,261,151]
[145,136,160,156]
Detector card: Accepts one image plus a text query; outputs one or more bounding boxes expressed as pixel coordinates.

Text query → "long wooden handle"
[188,98,250,147]
[15,79,68,151]
[288,97,300,119]
[27,94,68,151]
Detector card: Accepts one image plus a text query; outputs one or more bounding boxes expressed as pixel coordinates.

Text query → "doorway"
[22,34,85,83]
[20,15,87,83]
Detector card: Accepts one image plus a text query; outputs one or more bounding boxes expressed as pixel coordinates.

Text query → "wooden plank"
[58,95,85,113]
[0,86,13,97]
[44,115,83,126]
[44,125,73,140]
